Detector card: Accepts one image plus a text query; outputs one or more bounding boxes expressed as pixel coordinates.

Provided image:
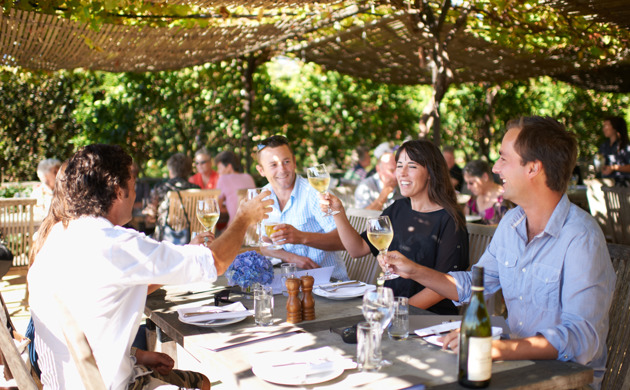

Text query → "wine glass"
[246,188,263,247]
[362,287,395,367]
[262,219,283,250]
[196,198,220,242]
[367,216,398,281]
[307,164,338,216]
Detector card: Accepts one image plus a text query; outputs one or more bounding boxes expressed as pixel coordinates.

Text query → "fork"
[319,282,363,292]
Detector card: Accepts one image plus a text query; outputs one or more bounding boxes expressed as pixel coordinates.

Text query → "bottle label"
[467,336,492,381]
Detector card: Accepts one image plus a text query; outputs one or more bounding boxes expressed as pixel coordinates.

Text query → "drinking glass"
[357,322,381,372]
[362,287,395,367]
[196,198,220,242]
[307,164,338,216]
[262,219,283,250]
[254,285,274,326]
[245,188,263,247]
[280,263,297,296]
[388,296,409,340]
[367,216,398,281]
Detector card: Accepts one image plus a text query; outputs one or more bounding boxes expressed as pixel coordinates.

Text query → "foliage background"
[1,59,629,183]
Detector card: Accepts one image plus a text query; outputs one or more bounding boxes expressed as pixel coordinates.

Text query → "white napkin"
[177,302,253,324]
[251,347,356,382]
[313,283,375,298]
[415,321,502,347]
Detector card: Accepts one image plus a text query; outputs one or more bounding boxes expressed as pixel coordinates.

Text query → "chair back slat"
[603,243,630,389]
[0,293,37,390]
[55,297,106,390]
[466,223,496,268]
[0,198,36,268]
[339,209,382,285]
[166,189,221,234]
[602,186,630,245]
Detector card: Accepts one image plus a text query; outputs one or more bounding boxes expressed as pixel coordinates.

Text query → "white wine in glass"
[307,164,338,216]
[246,188,263,246]
[367,216,398,281]
[197,198,220,234]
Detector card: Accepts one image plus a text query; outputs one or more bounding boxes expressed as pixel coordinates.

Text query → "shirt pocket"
[496,247,518,301]
[531,263,561,310]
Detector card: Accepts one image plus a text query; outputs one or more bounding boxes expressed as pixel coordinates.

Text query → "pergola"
[1,1,628,91]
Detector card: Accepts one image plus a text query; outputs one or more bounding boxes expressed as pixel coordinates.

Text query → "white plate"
[190,314,249,327]
[252,363,344,385]
[312,283,373,300]
[466,215,482,222]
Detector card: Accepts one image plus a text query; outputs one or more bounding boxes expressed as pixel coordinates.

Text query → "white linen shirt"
[264,175,348,280]
[28,216,217,390]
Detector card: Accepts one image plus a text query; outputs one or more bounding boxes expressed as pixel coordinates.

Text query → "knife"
[211,330,306,352]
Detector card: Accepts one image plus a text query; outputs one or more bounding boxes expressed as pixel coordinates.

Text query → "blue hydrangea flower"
[226,251,274,288]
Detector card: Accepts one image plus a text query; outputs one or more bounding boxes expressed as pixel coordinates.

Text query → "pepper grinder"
[285,277,302,323]
[300,275,315,321]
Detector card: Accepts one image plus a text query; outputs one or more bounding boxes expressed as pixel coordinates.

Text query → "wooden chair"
[585,178,614,241]
[602,186,630,245]
[55,297,106,390]
[166,189,221,235]
[602,243,630,389]
[466,223,504,316]
[0,198,36,268]
[466,223,497,267]
[0,293,37,390]
[339,208,382,284]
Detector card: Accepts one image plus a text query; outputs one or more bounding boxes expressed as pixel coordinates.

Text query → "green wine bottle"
[458,266,492,388]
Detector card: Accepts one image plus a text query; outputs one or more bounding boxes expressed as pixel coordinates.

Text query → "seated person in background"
[255,135,348,280]
[323,140,468,314]
[146,153,199,241]
[189,147,220,189]
[600,116,630,187]
[463,159,512,225]
[215,150,256,226]
[31,158,61,219]
[381,116,615,389]
[354,150,403,210]
[28,144,272,390]
[343,145,371,184]
[442,146,464,192]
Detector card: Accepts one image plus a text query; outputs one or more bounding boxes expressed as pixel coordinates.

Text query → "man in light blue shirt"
[256,135,348,280]
[382,116,615,388]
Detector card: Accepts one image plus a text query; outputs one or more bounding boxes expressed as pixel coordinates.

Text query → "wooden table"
[145,284,593,390]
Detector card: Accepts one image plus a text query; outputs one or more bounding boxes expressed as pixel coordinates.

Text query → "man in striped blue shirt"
[256,135,349,281]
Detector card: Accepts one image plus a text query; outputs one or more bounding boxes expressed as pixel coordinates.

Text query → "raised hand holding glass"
[367,216,398,281]
[196,198,220,240]
[307,164,338,216]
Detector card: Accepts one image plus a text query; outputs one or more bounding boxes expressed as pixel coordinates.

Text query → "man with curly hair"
[28,144,272,390]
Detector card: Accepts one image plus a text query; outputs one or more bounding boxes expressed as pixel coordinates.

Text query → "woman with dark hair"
[215,150,255,226]
[600,116,630,187]
[463,159,512,225]
[323,140,468,314]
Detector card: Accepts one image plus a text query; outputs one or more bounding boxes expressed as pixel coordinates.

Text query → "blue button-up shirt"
[451,195,616,388]
[264,175,348,281]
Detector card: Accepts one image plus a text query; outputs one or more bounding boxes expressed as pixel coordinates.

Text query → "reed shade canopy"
[0,0,629,91]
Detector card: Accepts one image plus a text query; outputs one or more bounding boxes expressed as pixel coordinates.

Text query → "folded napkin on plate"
[251,347,356,381]
[313,283,375,297]
[177,302,253,324]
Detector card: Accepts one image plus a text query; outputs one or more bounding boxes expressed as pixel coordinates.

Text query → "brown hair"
[64,144,133,218]
[507,116,577,193]
[395,140,465,230]
[28,162,72,268]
